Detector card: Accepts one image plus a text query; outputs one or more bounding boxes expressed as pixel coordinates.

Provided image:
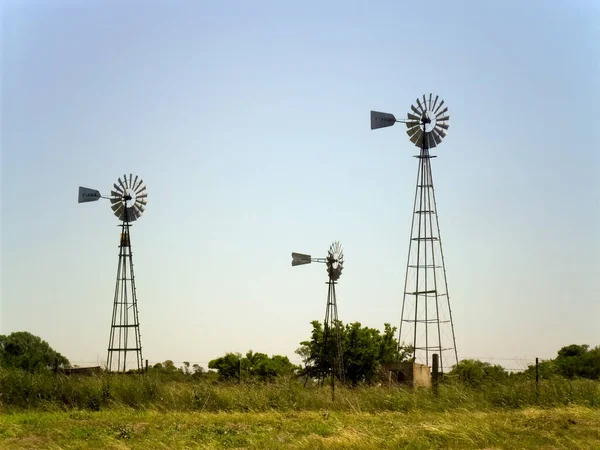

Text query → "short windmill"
[78,174,148,372]
[292,242,345,389]
[371,94,458,374]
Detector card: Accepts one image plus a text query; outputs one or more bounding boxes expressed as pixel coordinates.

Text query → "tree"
[296,320,325,381]
[554,344,600,380]
[208,352,242,381]
[192,364,205,377]
[343,322,382,385]
[208,351,299,381]
[298,320,412,385]
[448,359,508,386]
[0,331,69,372]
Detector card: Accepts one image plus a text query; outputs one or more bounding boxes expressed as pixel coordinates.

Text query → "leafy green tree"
[343,322,382,385]
[555,344,600,380]
[243,350,297,381]
[209,351,299,381]
[208,352,242,380]
[298,320,412,385]
[449,359,508,386]
[0,331,69,372]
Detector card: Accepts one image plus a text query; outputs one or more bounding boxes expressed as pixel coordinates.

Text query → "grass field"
[2,406,600,449]
[2,369,600,449]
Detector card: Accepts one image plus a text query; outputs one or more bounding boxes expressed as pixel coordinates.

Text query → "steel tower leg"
[319,280,345,387]
[106,220,143,372]
[398,147,458,373]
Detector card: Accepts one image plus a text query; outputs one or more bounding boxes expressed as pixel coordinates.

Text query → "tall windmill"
[78,174,148,372]
[292,242,345,386]
[371,94,458,374]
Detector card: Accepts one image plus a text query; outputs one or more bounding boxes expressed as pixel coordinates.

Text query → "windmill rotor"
[326,241,344,282]
[109,174,147,222]
[405,94,450,149]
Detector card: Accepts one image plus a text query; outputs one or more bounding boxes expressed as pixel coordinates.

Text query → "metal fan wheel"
[326,241,344,281]
[405,94,450,149]
[110,174,148,222]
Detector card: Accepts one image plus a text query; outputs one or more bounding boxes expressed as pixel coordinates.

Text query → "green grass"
[1,406,600,449]
[2,367,600,413]
[2,369,600,448]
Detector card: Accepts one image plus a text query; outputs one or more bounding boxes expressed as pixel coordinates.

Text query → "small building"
[381,362,431,387]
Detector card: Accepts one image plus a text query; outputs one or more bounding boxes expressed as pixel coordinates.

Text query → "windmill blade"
[111,203,124,215]
[78,187,101,203]
[123,174,129,189]
[426,133,437,149]
[370,111,396,130]
[405,120,420,130]
[291,252,312,266]
[431,128,443,145]
[435,127,447,138]
[110,191,122,205]
[124,208,136,222]
[428,93,433,111]
[436,122,449,130]
[434,99,445,114]
[431,95,439,112]
[422,95,427,111]
[128,174,133,188]
[129,206,139,220]
[407,113,420,121]
[118,178,126,191]
[416,98,424,112]
[411,132,424,147]
[136,193,148,200]
[113,183,124,194]
[132,175,139,190]
[133,204,143,217]
[135,203,145,213]
[436,107,448,117]
[436,115,450,122]
[407,127,421,139]
[136,186,147,195]
[410,104,422,115]
[137,198,148,206]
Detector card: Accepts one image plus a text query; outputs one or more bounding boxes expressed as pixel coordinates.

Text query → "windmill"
[78,174,148,372]
[371,94,458,374]
[292,242,345,389]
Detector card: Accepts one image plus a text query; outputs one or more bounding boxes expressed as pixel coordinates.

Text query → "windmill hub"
[120,190,136,207]
[421,111,437,133]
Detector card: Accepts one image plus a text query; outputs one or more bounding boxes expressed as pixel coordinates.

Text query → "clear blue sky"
[1,0,599,370]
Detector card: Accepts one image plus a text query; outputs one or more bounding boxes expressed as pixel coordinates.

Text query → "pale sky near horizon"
[1,0,599,371]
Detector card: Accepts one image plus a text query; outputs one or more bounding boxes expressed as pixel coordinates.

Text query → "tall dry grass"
[1,367,598,413]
